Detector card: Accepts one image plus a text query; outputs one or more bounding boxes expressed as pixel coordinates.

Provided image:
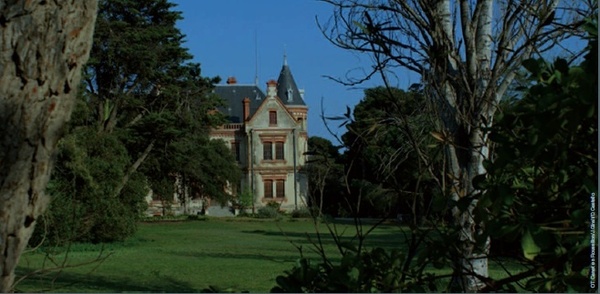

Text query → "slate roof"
[213,60,305,123]
[276,62,306,106]
[213,84,265,123]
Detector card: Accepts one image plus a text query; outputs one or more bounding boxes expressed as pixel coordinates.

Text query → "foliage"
[275,13,598,293]
[473,17,597,292]
[305,137,344,217]
[256,207,280,219]
[257,202,283,219]
[320,1,596,290]
[272,247,440,293]
[144,135,240,206]
[235,188,254,211]
[87,0,234,205]
[272,216,473,293]
[290,208,315,219]
[32,109,148,246]
[340,87,441,220]
[35,0,239,245]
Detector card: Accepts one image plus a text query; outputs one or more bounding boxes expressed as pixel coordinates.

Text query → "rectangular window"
[263,142,272,160]
[231,142,240,162]
[264,180,273,198]
[269,111,277,125]
[276,180,285,198]
[275,142,284,160]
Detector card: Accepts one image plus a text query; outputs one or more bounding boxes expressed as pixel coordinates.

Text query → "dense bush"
[257,202,283,219]
[30,128,148,246]
[272,246,440,293]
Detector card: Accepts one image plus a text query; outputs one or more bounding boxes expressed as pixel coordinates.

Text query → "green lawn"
[15,218,524,292]
[15,218,398,292]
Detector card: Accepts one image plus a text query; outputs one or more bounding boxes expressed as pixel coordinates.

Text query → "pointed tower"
[276,55,308,130]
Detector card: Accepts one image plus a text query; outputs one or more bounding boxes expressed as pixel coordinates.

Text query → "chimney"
[266,79,277,98]
[242,97,250,121]
[226,76,237,84]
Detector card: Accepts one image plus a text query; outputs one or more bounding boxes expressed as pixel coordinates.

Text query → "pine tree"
[36,0,239,245]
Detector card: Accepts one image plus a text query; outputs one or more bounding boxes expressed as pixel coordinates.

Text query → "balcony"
[218,123,243,130]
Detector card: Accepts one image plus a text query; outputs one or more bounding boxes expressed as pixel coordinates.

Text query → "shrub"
[257,204,281,219]
[265,201,282,210]
[256,206,280,219]
[290,208,313,218]
[31,129,148,246]
[272,247,439,293]
[235,188,254,211]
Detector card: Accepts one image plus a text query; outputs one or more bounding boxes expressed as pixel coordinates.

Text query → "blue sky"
[169,1,589,143]
[170,0,418,142]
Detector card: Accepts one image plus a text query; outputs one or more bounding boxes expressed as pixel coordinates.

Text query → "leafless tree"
[0,1,98,292]
[319,0,595,291]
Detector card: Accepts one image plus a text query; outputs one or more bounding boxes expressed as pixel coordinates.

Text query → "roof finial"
[283,44,288,66]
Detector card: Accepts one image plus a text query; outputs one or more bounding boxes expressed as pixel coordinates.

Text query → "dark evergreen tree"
[341,87,442,220]
[33,0,239,245]
[306,136,344,217]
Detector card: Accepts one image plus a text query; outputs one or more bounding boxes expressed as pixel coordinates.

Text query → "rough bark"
[0,1,98,292]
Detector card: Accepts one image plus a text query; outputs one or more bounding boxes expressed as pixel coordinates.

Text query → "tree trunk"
[0,1,98,292]
[449,146,489,292]
[320,0,590,291]
[113,140,155,198]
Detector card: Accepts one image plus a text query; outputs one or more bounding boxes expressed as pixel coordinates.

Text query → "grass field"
[15,218,523,293]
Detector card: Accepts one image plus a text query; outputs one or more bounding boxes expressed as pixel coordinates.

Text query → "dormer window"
[253,89,261,100]
[287,88,293,102]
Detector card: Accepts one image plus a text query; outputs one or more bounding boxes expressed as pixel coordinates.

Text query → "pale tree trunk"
[0,1,98,292]
[446,0,493,291]
[320,0,589,291]
[428,1,491,289]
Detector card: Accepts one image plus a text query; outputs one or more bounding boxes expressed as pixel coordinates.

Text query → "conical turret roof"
[276,57,306,106]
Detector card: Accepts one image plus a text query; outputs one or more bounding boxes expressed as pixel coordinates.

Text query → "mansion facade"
[146,60,308,216]
[210,60,309,211]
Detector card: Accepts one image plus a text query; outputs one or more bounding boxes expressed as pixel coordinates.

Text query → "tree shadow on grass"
[15,267,198,293]
[170,250,300,264]
[241,227,407,250]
